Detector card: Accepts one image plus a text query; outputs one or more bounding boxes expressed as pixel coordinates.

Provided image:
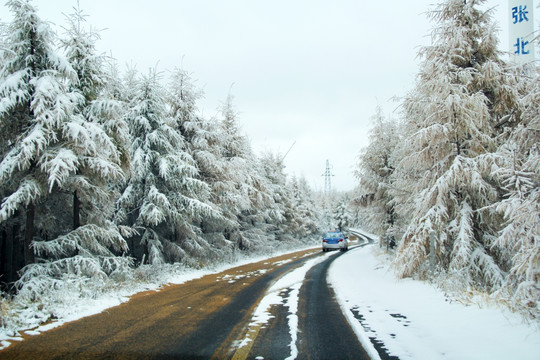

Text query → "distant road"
[1,241,371,359]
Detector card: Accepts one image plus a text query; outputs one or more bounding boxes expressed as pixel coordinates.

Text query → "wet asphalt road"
[1,243,370,360]
[297,248,370,360]
[239,245,370,360]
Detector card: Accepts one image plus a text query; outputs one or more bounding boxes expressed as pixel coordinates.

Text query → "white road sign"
[509,0,535,63]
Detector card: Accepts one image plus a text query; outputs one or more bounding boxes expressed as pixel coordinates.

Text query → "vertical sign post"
[509,0,535,64]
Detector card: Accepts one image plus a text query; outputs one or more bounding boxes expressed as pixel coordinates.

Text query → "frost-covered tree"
[117,69,214,265]
[167,69,242,256]
[54,5,130,232]
[217,93,253,221]
[168,67,202,140]
[485,64,540,317]
[290,175,321,238]
[236,162,276,251]
[166,67,233,260]
[0,1,134,301]
[332,193,353,233]
[256,151,317,244]
[392,0,518,291]
[180,91,271,251]
[354,106,400,246]
[0,0,81,267]
[217,93,281,249]
[257,152,288,238]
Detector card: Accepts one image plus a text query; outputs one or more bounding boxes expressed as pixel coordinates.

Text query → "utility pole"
[321,159,335,229]
[322,159,334,195]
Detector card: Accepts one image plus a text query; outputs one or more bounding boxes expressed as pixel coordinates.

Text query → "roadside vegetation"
[0,0,332,336]
[353,0,539,320]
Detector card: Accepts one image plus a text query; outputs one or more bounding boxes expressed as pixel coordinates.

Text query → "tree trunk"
[10,218,20,282]
[0,228,6,287]
[73,190,80,229]
[24,203,35,265]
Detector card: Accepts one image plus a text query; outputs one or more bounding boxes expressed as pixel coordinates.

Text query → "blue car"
[322,231,348,252]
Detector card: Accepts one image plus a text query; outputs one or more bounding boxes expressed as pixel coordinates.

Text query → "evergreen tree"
[217,93,278,249]
[54,4,129,233]
[0,0,81,268]
[290,175,321,238]
[166,67,228,260]
[354,106,399,246]
[487,65,540,318]
[392,0,516,291]
[0,1,133,301]
[332,193,352,234]
[117,69,214,265]
[258,152,297,242]
[217,93,252,222]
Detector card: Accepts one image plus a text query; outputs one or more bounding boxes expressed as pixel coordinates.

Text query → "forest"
[0,0,347,331]
[354,0,539,320]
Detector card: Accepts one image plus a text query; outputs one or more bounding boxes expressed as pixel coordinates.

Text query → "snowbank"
[328,244,540,360]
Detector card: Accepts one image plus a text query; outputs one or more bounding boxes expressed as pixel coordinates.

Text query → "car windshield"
[325,232,342,238]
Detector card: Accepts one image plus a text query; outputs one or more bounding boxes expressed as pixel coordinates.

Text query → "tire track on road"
[297,246,371,360]
[0,248,320,360]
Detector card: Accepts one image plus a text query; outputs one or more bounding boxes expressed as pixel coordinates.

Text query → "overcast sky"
[4,0,535,191]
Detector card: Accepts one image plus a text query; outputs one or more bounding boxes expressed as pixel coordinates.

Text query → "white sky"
[4,0,537,191]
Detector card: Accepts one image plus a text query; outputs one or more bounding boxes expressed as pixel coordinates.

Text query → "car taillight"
[338,238,343,242]
[323,239,328,243]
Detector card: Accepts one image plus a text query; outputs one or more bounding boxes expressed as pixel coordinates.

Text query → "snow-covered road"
[328,244,540,360]
[231,251,337,359]
[2,239,538,360]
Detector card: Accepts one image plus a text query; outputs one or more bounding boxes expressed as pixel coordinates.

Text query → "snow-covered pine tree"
[392,0,517,291]
[29,4,131,263]
[0,0,82,269]
[354,106,399,246]
[184,92,272,251]
[266,171,303,242]
[217,93,280,250]
[257,151,300,243]
[168,67,203,141]
[332,193,353,234]
[235,155,276,252]
[486,63,540,318]
[216,93,252,223]
[0,1,134,303]
[117,69,214,265]
[55,4,129,232]
[171,91,239,256]
[290,175,321,239]
[166,67,226,262]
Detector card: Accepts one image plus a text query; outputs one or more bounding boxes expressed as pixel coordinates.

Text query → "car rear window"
[325,232,342,238]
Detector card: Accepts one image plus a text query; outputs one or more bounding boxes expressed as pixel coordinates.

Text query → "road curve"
[0,243,370,359]
[229,243,371,360]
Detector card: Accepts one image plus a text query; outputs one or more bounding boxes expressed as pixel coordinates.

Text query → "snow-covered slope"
[328,244,540,360]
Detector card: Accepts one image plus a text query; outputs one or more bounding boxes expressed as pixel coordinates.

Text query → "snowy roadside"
[328,244,540,360]
[0,242,320,350]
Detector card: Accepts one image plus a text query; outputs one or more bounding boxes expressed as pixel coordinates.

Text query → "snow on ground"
[0,243,320,350]
[328,244,540,360]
